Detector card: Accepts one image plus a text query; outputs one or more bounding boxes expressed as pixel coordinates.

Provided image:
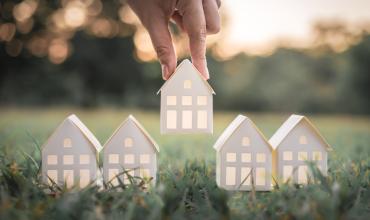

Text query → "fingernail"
[161,65,168,80]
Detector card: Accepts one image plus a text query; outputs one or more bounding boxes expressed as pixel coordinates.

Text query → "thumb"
[145,15,177,80]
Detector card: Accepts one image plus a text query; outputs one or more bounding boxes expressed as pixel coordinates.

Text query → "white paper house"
[41,114,102,188]
[157,59,215,134]
[102,115,159,186]
[269,114,332,184]
[213,115,273,191]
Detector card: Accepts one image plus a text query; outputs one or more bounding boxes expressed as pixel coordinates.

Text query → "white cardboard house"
[42,114,102,188]
[102,115,159,186]
[157,59,215,134]
[269,114,332,184]
[213,115,273,191]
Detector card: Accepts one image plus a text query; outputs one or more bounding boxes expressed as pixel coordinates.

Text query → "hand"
[128,0,221,80]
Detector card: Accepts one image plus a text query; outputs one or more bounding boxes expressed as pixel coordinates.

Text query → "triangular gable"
[213,115,273,152]
[103,115,159,153]
[157,59,215,95]
[42,114,102,153]
[269,114,332,151]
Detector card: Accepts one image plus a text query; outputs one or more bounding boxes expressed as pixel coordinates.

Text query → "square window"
[140,154,150,164]
[109,154,119,164]
[182,111,192,129]
[313,151,322,161]
[256,168,266,186]
[64,138,72,148]
[63,170,74,187]
[298,165,308,184]
[197,96,207,106]
[283,151,293,161]
[283,165,293,182]
[197,110,207,129]
[241,167,251,185]
[256,153,266,163]
[182,96,192,106]
[63,155,74,165]
[124,137,133,147]
[124,170,135,184]
[79,169,90,188]
[124,154,135,164]
[226,153,236,162]
[166,96,177,106]
[242,137,250,146]
[184,80,192,89]
[47,170,58,184]
[140,169,151,178]
[47,155,58,165]
[108,169,119,186]
[299,135,307,144]
[226,167,236,186]
[79,155,89,164]
[298,152,308,161]
[166,110,177,129]
[241,153,251,162]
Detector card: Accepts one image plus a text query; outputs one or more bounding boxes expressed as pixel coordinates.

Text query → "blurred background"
[0,0,369,114]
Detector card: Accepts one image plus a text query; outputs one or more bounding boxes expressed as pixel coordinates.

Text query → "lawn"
[0,108,369,219]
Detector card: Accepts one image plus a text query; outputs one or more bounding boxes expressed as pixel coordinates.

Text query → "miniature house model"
[269,114,332,184]
[157,59,215,134]
[213,115,273,191]
[42,115,102,188]
[103,115,159,186]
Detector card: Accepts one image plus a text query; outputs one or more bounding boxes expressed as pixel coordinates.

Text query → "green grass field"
[0,108,369,219]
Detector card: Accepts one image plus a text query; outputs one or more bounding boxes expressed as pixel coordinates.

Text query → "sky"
[220,0,370,55]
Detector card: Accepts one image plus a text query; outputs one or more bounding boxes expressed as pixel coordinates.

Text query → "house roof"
[269,114,332,151]
[103,115,160,153]
[43,114,102,153]
[213,115,273,152]
[157,59,215,95]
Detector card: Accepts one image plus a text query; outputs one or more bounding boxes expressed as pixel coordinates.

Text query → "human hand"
[128,0,221,80]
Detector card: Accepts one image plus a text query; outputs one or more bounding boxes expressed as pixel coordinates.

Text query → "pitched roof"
[157,59,215,95]
[103,115,159,153]
[43,114,102,153]
[269,114,332,151]
[213,115,273,152]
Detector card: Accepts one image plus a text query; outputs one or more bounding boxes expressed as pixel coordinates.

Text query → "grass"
[0,108,369,219]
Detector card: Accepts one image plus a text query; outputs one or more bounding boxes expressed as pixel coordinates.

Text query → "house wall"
[103,120,157,185]
[276,121,328,184]
[218,121,272,191]
[42,120,98,188]
[160,64,213,133]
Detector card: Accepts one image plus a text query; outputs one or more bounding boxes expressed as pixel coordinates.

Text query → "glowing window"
[197,96,207,106]
[197,110,207,129]
[124,170,135,184]
[242,137,250,146]
[64,138,72,148]
[256,168,266,186]
[226,167,236,186]
[63,170,74,187]
[109,154,119,164]
[140,154,150,164]
[108,169,119,186]
[283,166,293,182]
[166,110,177,129]
[241,153,251,162]
[140,169,151,178]
[47,155,58,165]
[226,153,236,162]
[241,167,251,185]
[79,155,89,164]
[182,96,192,106]
[283,151,293,161]
[256,153,266,163]
[166,96,177,106]
[124,154,135,164]
[63,155,74,165]
[182,111,192,129]
[47,170,58,184]
[298,166,308,184]
[299,135,307,144]
[79,169,90,188]
[298,152,308,161]
[184,80,192,89]
[313,151,322,161]
[124,137,133,147]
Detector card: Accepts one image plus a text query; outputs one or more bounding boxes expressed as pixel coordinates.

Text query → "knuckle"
[154,45,172,62]
[189,25,207,43]
[207,22,220,34]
